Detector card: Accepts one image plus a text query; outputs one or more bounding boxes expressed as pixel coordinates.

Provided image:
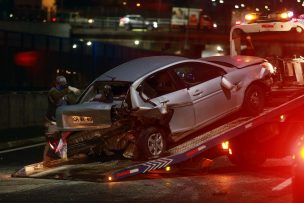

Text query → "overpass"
[71,26,230,58]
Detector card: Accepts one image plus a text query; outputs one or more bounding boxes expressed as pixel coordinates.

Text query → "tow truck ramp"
[13,88,304,181]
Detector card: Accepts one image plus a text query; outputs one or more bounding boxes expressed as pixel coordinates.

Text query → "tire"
[138,127,166,160]
[228,141,266,168]
[243,84,265,115]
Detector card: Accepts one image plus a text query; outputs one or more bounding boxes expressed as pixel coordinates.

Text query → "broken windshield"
[79,81,131,103]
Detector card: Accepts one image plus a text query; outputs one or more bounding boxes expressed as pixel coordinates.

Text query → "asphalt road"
[0,144,293,203]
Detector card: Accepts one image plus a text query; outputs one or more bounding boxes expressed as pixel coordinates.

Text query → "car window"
[173,62,226,87]
[80,81,131,103]
[140,70,178,99]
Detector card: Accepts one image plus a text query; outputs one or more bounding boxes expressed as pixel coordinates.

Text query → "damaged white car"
[46,55,274,161]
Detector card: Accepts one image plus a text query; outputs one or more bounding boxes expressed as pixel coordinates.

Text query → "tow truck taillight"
[222,141,229,150]
[235,20,241,25]
[280,114,286,122]
[228,148,233,155]
[221,141,232,155]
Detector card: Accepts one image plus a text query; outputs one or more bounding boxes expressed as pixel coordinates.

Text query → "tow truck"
[13,10,304,183]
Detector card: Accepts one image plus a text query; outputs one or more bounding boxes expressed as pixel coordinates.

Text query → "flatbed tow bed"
[13,86,304,182]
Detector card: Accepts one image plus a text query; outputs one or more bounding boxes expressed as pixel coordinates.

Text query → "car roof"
[201,55,265,69]
[96,56,188,82]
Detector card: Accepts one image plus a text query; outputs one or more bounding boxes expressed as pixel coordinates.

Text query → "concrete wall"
[0,92,48,129]
[0,21,71,38]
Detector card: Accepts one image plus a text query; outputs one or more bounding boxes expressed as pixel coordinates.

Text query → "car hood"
[56,102,116,131]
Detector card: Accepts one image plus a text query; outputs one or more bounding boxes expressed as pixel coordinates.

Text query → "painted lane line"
[272,178,292,192]
[0,142,45,154]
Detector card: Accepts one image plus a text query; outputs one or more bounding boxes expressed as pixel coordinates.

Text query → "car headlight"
[262,62,275,74]
[153,22,158,28]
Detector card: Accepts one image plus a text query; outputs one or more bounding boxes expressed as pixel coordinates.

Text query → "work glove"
[68,86,81,95]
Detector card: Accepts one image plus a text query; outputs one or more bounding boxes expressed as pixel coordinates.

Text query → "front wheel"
[243,84,265,115]
[138,127,166,160]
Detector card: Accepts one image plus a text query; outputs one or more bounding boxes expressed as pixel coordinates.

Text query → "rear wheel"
[228,139,266,168]
[228,147,266,168]
[243,84,265,115]
[138,127,166,160]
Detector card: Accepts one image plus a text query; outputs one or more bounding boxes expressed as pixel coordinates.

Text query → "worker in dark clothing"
[45,75,79,121]
[44,75,80,164]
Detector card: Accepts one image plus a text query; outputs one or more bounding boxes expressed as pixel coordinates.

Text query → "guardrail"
[0,92,47,129]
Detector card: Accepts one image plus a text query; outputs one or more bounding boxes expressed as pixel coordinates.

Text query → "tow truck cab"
[230,10,304,57]
[223,10,304,167]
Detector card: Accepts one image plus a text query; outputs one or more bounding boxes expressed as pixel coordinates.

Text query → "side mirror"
[221,76,234,90]
[159,100,169,114]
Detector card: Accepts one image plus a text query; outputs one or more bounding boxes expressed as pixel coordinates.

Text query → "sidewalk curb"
[0,136,45,151]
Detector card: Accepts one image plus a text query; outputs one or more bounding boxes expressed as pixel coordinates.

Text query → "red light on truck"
[221,141,229,150]
[300,147,304,160]
[280,114,286,122]
[229,148,233,155]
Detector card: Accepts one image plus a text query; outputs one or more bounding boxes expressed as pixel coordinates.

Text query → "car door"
[173,62,237,128]
[140,69,195,134]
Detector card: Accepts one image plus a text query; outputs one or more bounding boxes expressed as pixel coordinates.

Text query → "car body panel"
[150,89,195,133]
[188,76,237,127]
[56,102,116,131]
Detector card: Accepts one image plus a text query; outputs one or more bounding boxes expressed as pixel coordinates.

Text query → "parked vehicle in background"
[119,15,158,30]
[171,7,216,31]
[199,15,216,30]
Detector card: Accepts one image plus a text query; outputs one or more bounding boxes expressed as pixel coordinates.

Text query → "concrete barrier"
[0,92,48,129]
[0,21,71,38]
